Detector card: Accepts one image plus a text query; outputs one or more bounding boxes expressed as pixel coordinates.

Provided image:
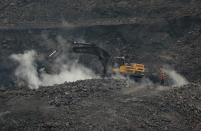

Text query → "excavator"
[72,42,145,78]
[41,41,145,78]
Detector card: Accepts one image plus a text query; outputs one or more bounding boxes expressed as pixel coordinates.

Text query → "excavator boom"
[72,42,110,75]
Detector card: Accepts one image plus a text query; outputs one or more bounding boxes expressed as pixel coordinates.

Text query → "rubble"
[0,79,201,130]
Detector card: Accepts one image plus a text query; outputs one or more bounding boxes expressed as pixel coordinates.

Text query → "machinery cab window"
[112,57,125,68]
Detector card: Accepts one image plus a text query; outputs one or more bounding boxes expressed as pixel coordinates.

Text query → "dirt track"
[0,17,166,30]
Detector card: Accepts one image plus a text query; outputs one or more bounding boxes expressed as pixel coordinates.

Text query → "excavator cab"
[112,56,145,78]
[112,57,125,68]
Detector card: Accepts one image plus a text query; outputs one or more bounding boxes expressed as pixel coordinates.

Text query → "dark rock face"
[1,79,201,130]
[0,0,200,29]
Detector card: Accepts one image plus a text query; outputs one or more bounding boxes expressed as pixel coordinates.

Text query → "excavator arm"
[72,42,110,76]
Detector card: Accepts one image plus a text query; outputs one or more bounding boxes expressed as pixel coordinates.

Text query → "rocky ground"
[0,79,201,131]
[0,0,201,28]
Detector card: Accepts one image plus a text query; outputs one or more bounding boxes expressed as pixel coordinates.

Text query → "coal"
[0,79,201,130]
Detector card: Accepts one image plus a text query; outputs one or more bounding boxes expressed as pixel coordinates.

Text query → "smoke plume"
[10,50,41,89]
[11,50,96,89]
[120,68,188,95]
[40,63,96,86]
[162,68,188,87]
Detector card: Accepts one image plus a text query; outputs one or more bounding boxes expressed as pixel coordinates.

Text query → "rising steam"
[11,50,96,89]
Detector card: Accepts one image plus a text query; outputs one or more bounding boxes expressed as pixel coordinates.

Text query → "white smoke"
[162,68,188,87]
[40,63,95,86]
[120,68,188,95]
[10,50,41,89]
[121,77,164,95]
[11,50,96,89]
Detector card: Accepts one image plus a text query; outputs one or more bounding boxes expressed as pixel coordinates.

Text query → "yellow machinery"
[72,42,145,78]
[44,42,145,78]
[112,57,145,78]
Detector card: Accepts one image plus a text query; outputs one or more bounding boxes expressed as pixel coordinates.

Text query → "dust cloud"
[120,68,188,95]
[11,50,96,89]
[40,63,96,86]
[10,50,41,89]
[162,68,188,87]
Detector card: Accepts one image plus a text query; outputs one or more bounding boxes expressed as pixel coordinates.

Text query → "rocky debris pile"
[39,79,127,107]
[0,79,201,130]
[158,83,201,130]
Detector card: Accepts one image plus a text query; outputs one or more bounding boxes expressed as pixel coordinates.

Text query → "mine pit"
[0,0,201,130]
